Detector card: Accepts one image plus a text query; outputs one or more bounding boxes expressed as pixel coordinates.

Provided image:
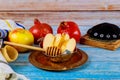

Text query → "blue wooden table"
[9,26,120,80]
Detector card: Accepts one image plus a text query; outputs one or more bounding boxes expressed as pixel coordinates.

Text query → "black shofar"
[87,22,120,40]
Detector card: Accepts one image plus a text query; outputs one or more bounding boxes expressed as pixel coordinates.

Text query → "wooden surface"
[0,0,120,79]
[1,0,120,27]
[2,11,120,27]
[1,0,120,11]
[9,26,120,80]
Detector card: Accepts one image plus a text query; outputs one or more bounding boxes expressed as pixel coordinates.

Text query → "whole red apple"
[8,28,34,52]
[29,19,53,44]
[57,21,81,42]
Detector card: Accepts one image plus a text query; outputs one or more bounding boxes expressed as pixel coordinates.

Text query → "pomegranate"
[57,21,81,42]
[29,19,53,44]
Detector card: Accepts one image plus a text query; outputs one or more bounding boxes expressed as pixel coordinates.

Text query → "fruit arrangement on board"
[0,19,82,63]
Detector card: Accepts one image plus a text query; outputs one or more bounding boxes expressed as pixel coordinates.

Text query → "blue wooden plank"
[9,44,120,79]
[80,46,120,61]
[10,61,120,79]
[10,60,120,71]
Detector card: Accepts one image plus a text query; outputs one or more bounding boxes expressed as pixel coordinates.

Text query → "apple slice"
[53,33,70,48]
[61,33,70,41]
[58,33,70,47]
[53,34,62,47]
[43,33,55,50]
[61,38,76,53]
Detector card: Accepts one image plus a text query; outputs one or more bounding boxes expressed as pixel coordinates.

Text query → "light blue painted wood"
[9,45,120,79]
[9,26,120,80]
[9,54,120,79]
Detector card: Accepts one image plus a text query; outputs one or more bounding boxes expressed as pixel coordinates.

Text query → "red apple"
[8,28,34,52]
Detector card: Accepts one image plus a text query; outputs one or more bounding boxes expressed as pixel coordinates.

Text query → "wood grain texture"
[1,11,120,27]
[0,0,120,11]
[0,0,119,28]
[0,0,111,11]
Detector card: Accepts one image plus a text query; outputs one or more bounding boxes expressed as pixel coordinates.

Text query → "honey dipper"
[2,41,61,57]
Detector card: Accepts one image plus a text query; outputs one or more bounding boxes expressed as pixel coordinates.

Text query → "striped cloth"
[0,20,25,31]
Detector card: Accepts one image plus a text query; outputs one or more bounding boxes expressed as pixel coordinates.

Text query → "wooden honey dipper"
[0,33,76,57]
[3,41,61,57]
